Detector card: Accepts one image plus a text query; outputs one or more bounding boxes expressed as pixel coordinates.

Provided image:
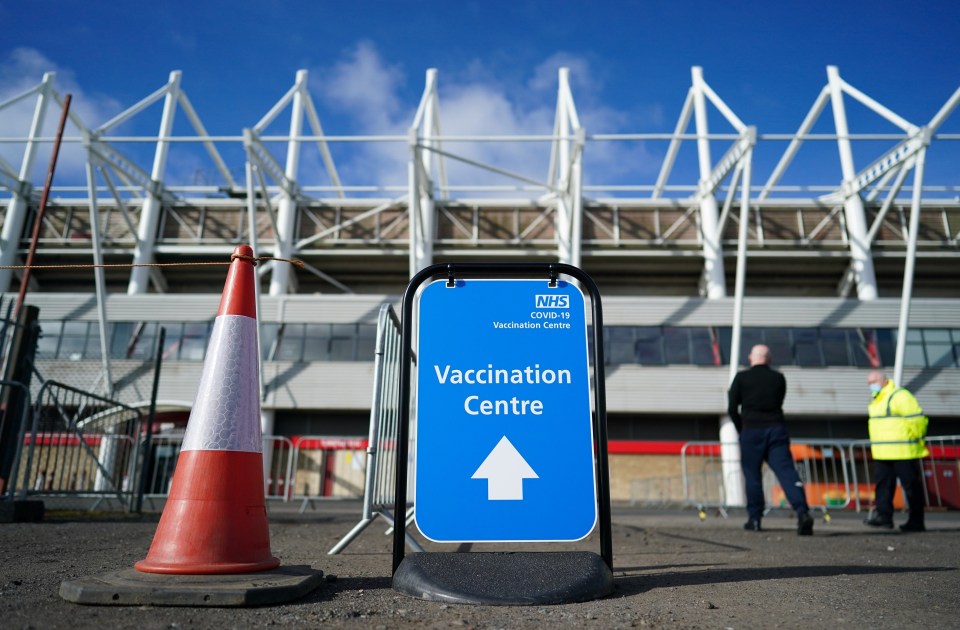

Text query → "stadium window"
[125,322,159,360]
[663,327,691,364]
[903,329,926,368]
[793,328,823,366]
[36,321,63,359]
[303,324,332,361]
[276,324,305,361]
[762,329,792,366]
[160,323,185,360]
[852,328,880,368]
[690,327,720,366]
[605,327,636,364]
[820,328,851,366]
[328,324,357,360]
[179,322,210,360]
[109,323,134,359]
[83,323,105,359]
[923,329,955,368]
[355,324,377,361]
[634,327,665,365]
[716,327,732,364]
[260,324,280,361]
[876,329,896,367]
[59,321,90,360]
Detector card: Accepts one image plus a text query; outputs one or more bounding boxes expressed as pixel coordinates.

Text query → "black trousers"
[873,458,925,524]
[740,424,809,521]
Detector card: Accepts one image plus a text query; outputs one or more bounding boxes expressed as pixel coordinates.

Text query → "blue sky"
[2,1,958,195]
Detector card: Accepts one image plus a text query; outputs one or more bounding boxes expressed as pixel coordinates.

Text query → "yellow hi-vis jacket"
[868,381,929,460]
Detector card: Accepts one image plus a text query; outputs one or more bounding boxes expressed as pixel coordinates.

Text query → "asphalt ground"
[1,501,959,629]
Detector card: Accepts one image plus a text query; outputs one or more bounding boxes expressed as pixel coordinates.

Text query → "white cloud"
[0,48,121,187]
[309,42,665,195]
[318,40,406,132]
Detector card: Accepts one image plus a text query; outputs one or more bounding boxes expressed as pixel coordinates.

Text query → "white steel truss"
[2,64,957,504]
[1,66,958,312]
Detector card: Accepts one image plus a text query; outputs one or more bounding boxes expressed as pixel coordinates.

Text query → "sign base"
[393,551,612,605]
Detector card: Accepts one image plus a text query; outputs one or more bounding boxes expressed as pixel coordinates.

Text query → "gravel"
[1,503,957,629]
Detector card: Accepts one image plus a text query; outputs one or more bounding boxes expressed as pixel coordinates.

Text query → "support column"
[723,149,753,509]
[127,71,181,295]
[827,66,878,301]
[263,70,308,438]
[893,146,927,386]
[408,69,437,276]
[0,73,55,293]
[85,159,113,396]
[691,67,740,505]
[555,68,583,268]
[692,67,727,299]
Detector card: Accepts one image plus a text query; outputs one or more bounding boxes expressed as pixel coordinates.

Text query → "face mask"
[869,383,882,396]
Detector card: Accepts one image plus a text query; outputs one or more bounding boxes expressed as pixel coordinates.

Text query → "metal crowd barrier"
[328,303,421,555]
[137,432,368,510]
[19,380,143,512]
[847,435,960,513]
[681,439,853,521]
[288,435,369,510]
[264,435,295,501]
[680,441,736,519]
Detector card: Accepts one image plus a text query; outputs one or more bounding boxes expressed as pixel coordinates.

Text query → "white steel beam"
[409,69,441,275]
[759,87,830,201]
[84,158,114,396]
[827,66,878,301]
[893,147,927,386]
[691,67,726,299]
[723,147,753,509]
[127,71,181,294]
[893,149,927,387]
[555,68,583,267]
[269,70,307,298]
[0,73,55,292]
[653,89,694,199]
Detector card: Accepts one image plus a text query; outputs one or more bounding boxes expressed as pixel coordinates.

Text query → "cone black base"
[60,565,322,607]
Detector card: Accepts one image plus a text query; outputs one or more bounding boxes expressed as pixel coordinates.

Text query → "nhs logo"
[534,294,570,309]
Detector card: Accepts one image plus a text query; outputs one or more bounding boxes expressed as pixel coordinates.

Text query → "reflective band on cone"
[135,244,280,575]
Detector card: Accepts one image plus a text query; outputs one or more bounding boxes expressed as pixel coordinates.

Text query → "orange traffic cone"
[135,245,279,574]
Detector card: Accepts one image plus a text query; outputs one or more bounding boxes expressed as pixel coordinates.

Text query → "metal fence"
[328,303,421,554]
[681,436,959,520]
[847,435,960,512]
[16,380,143,511]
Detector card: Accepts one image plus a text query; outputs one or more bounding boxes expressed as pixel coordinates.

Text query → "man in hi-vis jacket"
[864,371,929,533]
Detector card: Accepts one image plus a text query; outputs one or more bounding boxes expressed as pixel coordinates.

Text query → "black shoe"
[797,512,814,536]
[864,514,894,529]
[743,519,761,531]
[899,521,926,533]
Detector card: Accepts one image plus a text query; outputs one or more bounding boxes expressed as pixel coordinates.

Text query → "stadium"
[1,65,958,503]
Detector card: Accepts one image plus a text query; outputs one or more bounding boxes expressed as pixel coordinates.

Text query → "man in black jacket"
[728,344,813,535]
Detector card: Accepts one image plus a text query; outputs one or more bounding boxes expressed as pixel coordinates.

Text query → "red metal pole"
[15,93,72,317]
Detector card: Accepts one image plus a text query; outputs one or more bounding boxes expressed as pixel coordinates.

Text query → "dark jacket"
[727,364,786,432]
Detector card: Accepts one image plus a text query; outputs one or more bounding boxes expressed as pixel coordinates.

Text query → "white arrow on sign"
[471,435,539,500]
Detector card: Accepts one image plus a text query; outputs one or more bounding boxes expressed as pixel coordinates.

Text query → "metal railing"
[18,380,143,511]
[681,436,960,520]
[681,439,853,520]
[328,303,421,554]
[847,435,960,512]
